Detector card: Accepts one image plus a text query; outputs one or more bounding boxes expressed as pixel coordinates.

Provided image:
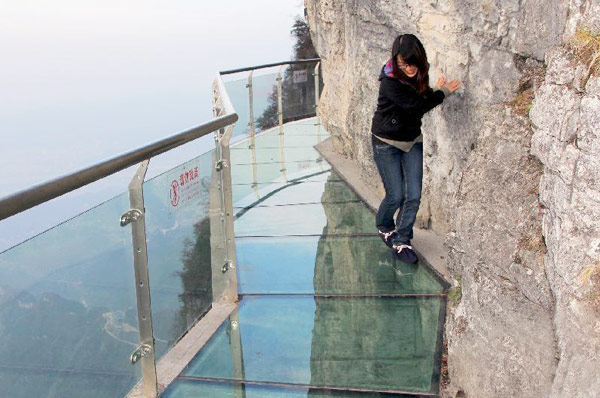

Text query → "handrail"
[0,113,238,221]
[0,57,321,221]
[219,58,320,75]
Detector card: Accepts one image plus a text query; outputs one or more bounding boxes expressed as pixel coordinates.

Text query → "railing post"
[314,61,322,143]
[251,142,259,199]
[215,126,238,302]
[247,71,259,198]
[276,66,287,181]
[211,79,238,303]
[247,71,256,141]
[121,159,158,398]
[314,62,321,124]
[277,66,284,136]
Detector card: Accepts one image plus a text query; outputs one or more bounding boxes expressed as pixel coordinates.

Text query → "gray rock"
[306,0,600,396]
[544,46,590,91]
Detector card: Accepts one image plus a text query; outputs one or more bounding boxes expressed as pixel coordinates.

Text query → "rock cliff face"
[305,0,600,397]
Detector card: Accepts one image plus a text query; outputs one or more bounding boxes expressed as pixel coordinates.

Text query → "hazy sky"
[0,0,305,250]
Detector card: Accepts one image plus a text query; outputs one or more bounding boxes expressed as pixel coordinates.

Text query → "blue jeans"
[372,136,423,245]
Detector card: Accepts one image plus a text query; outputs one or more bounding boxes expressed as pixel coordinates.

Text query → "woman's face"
[396,55,418,78]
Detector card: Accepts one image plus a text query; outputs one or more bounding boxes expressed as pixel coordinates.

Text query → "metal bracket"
[120,209,143,227]
[130,344,153,364]
[215,159,228,172]
[222,260,233,273]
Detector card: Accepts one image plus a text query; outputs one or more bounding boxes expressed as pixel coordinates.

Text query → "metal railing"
[219,58,320,75]
[0,115,237,221]
[208,57,322,304]
[0,58,321,398]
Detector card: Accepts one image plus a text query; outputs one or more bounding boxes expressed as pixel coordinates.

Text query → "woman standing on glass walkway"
[371,34,461,263]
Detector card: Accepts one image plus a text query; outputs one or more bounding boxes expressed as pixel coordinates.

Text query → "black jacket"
[371,67,445,141]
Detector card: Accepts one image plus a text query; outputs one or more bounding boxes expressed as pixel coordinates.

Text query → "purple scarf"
[383,58,396,78]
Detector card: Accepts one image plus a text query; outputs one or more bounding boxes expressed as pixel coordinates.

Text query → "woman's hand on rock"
[436,75,461,94]
[435,75,446,89]
[444,79,461,93]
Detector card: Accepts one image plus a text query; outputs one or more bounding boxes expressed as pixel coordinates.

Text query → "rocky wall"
[529,41,600,397]
[305,0,600,396]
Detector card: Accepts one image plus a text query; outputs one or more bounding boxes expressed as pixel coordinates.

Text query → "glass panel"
[268,118,327,137]
[252,73,279,134]
[230,146,324,166]
[233,170,338,188]
[224,77,250,140]
[234,179,361,209]
[181,296,443,394]
[290,118,326,126]
[229,117,329,192]
[233,179,350,208]
[164,379,423,398]
[224,72,285,142]
[234,201,375,237]
[232,124,328,149]
[231,158,331,186]
[236,236,444,295]
[0,192,140,397]
[142,149,215,359]
[282,65,318,122]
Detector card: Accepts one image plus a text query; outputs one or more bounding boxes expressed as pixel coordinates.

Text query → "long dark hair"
[391,34,431,94]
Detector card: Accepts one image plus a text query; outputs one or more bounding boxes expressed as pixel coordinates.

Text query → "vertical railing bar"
[277,65,287,181]
[220,141,229,271]
[277,66,284,136]
[212,83,229,278]
[214,128,230,277]
[230,313,244,397]
[251,143,259,199]
[247,71,256,141]
[247,71,259,198]
[125,159,158,398]
[314,62,322,144]
[219,124,238,302]
[212,77,238,303]
[314,62,321,123]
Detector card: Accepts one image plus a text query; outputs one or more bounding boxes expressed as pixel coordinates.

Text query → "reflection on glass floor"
[165,379,430,398]
[162,117,446,397]
[236,236,443,295]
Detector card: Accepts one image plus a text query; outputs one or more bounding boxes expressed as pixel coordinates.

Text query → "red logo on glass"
[170,180,179,207]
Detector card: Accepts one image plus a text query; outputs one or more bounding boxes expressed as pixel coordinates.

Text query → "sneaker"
[378,229,397,248]
[392,243,418,264]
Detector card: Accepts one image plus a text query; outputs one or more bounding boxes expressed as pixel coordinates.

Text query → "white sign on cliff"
[293,70,308,83]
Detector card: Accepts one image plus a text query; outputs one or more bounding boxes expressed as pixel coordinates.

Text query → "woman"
[371,34,460,263]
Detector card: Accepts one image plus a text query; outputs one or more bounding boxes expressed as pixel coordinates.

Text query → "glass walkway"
[161,118,447,397]
[0,61,447,398]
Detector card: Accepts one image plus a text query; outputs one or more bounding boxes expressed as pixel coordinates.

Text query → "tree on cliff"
[291,16,319,60]
[256,15,321,130]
